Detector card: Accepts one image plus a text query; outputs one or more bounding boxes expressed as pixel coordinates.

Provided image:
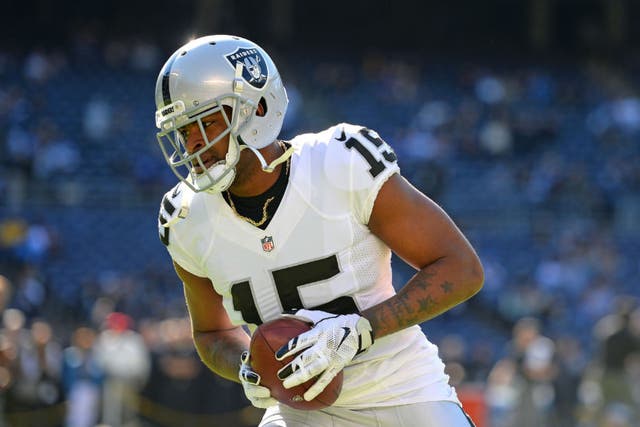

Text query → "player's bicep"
[368,174,477,270]
[173,261,236,333]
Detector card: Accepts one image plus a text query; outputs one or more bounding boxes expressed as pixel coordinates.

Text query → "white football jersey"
[158,123,460,408]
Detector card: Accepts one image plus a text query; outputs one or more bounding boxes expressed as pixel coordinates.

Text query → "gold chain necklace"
[226,145,291,227]
[227,194,275,227]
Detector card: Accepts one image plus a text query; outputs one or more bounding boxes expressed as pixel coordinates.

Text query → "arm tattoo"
[386,293,416,329]
[418,295,436,312]
[363,262,467,338]
[440,281,453,293]
[414,270,436,291]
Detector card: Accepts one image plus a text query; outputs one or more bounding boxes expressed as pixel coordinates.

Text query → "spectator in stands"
[11,265,46,319]
[4,124,35,176]
[2,313,63,426]
[83,96,112,142]
[62,326,104,427]
[94,312,150,427]
[485,357,521,427]
[550,336,584,427]
[32,118,79,180]
[591,297,640,422]
[504,317,558,427]
[16,220,58,267]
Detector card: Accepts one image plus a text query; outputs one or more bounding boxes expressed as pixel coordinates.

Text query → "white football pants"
[259,400,476,427]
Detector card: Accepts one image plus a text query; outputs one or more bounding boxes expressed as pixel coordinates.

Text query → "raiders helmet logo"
[225,47,268,89]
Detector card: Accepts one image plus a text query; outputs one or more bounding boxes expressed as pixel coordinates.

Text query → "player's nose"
[184,124,204,155]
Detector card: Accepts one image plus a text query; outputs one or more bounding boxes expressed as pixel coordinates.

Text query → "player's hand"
[275,309,374,401]
[239,350,277,408]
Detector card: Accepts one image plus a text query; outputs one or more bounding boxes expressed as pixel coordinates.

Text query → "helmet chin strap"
[244,143,294,173]
[196,142,291,194]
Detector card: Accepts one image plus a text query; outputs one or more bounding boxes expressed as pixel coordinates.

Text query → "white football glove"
[275,309,374,401]
[239,350,277,408]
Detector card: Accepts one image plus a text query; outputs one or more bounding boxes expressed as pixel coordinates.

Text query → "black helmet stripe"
[161,53,178,107]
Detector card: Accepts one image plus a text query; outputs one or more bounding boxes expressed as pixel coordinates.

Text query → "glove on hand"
[275,309,374,401]
[239,350,277,408]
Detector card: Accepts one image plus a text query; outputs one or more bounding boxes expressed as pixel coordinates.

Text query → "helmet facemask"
[156,94,257,194]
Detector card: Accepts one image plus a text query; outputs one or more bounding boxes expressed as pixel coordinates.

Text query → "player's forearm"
[361,254,483,339]
[193,327,251,383]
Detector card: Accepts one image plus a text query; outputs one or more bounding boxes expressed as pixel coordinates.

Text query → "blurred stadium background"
[1,1,640,426]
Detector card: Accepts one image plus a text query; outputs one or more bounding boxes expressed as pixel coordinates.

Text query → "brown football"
[249,317,343,410]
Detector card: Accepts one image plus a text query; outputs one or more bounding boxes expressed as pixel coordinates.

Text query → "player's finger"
[247,384,272,398]
[254,397,278,409]
[275,329,318,360]
[277,348,318,380]
[240,367,261,384]
[303,367,338,401]
[280,352,328,388]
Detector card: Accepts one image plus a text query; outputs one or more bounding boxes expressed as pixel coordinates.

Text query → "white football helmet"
[154,35,289,193]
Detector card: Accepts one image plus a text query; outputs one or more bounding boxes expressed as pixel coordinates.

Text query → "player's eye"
[203,120,215,128]
[177,127,190,140]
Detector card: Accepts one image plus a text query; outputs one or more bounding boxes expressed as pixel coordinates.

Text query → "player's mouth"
[193,157,222,174]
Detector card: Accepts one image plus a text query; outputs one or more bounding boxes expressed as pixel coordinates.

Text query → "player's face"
[180,110,230,174]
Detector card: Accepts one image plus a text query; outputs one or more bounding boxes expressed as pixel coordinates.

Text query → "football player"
[155,34,483,426]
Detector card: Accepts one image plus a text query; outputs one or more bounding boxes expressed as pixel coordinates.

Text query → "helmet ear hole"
[257,97,268,117]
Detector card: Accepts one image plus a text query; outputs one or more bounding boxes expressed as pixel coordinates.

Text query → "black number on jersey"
[230,255,359,325]
[158,184,181,246]
[158,196,175,246]
[343,128,397,177]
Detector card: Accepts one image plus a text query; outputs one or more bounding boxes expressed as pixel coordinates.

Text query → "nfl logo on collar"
[261,236,274,252]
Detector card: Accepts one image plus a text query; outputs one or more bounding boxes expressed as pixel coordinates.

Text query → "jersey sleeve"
[324,123,400,224]
[157,184,207,278]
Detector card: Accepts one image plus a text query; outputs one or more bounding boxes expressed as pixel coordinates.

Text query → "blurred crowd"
[1,32,640,427]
